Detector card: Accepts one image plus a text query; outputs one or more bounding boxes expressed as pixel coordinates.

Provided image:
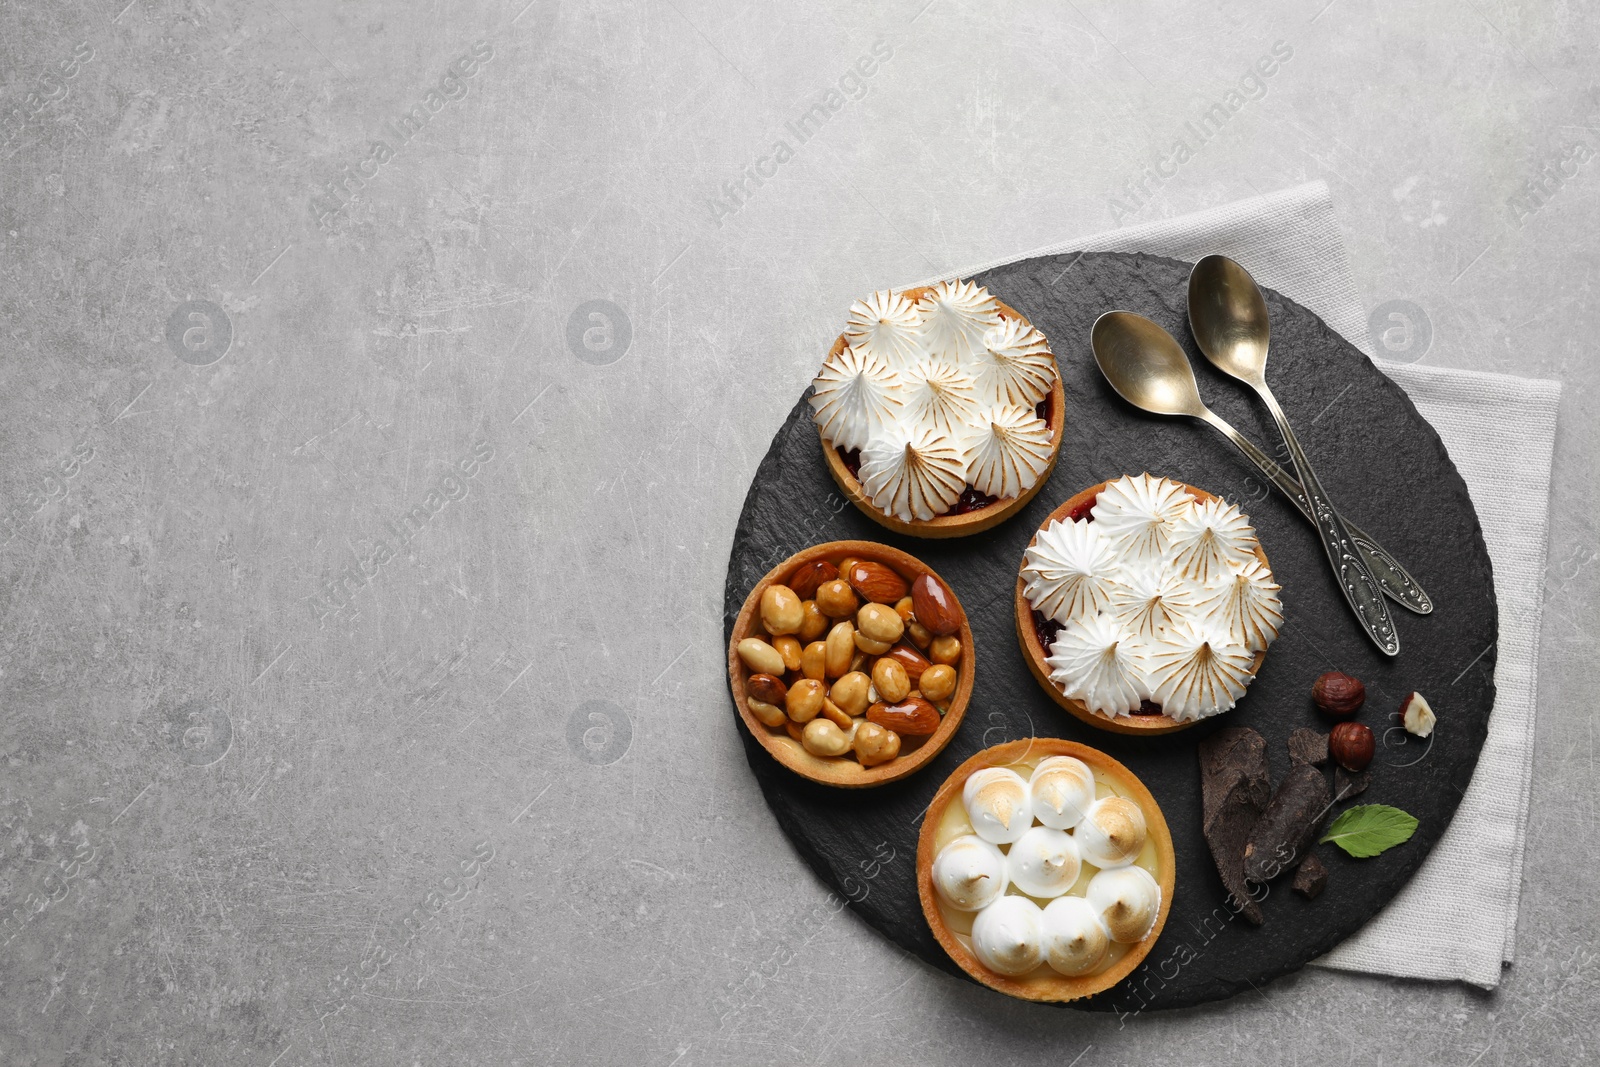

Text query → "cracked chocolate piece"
[1292,853,1328,899]
[1243,763,1331,884]
[1334,765,1371,801]
[1198,727,1272,925]
[1288,727,1328,767]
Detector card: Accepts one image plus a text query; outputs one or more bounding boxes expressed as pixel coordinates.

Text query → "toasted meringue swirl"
[1199,558,1284,651]
[1046,614,1148,716]
[843,289,924,369]
[1143,620,1256,722]
[970,316,1056,408]
[1168,496,1260,585]
[915,279,1000,363]
[809,346,902,451]
[962,404,1054,500]
[858,423,967,522]
[900,357,981,437]
[1021,518,1122,626]
[1090,474,1194,569]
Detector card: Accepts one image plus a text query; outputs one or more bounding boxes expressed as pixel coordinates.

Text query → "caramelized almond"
[788,560,839,601]
[910,573,962,636]
[846,560,909,605]
[867,695,940,737]
[747,673,788,706]
[883,643,931,685]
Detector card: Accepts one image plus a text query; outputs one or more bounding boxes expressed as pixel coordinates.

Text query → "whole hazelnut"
[1329,721,1375,771]
[1312,671,1366,719]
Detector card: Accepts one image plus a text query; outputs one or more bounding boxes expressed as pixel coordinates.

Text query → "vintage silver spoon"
[1090,310,1432,615]
[1186,255,1402,655]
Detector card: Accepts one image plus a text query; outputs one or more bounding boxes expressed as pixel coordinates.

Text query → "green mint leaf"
[1319,804,1418,859]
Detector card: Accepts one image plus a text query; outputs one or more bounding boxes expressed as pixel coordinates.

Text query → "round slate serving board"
[720,252,1497,1011]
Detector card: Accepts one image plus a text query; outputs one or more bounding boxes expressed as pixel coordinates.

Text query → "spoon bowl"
[1187,254,1273,384]
[1090,311,1210,419]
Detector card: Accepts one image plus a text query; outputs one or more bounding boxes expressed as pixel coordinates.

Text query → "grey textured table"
[0,3,1594,1065]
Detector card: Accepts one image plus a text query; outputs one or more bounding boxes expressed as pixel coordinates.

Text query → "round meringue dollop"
[961,404,1054,500]
[1046,613,1148,717]
[915,279,1000,363]
[842,289,924,369]
[1085,865,1162,943]
[1090,474,1195,569]
[1167,497,1260,585]
[1006,826,1082,899]
[1075,795,1148,869]
[1021,518,1122,626]
[899,357,981,437]
[1041,896,1112,976]
[858,423,967,523]
[932,834,1008,912]
[962,767,1033,845]
[1029,756,1097,830]
[970,895,1046,976]
[1198,558,1284,651]
[1143,620,1257,722]
[970,316,1056,408]
[809,346,903,452]
[1108,562,1202,642]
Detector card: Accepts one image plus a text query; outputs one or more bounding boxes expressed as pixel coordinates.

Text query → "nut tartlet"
[728,540,974,787]
[917,738,1175,1002]
[813,281,1066,539]
[1015,476,1281,736]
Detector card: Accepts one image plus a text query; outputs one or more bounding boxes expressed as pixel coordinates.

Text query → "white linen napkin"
[913,181,1561,989]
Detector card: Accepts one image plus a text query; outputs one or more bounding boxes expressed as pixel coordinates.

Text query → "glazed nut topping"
[741,561,962,771]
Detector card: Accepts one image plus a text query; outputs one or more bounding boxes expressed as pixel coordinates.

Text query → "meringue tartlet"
[917,738,1175,1002]
[1014,475,1281,736]
[728,540,975,787]
[811,281,1066,538]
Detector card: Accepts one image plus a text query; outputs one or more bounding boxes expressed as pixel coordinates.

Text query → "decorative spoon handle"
[1252,384,1402,656]
[1201,413,1434,615]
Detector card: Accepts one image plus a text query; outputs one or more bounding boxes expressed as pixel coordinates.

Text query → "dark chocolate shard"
[1334,765,1371,801]
[1288,727,1329,767]
[1243,763,1331,884]
[1197,727,1272,925]
[1292,853,1328,899]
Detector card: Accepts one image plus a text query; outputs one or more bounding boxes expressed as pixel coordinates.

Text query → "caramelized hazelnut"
[824,621,856,677]
[798,600,828,643]
[800,641,827,681]
[819,698,854,729]
[856,602,905,644]
[854,632,893,656]
[747,698,788,728]
[830,672,871,717]
[736,637,785,676]
[871,658,911,704]
[918,663,958,703]
[802,718,851,757]
[853,721,901,767]
[786,678,826,723]
[906,621,932,650]
[760,584,803,635]
[815,579,859,618]
[771,635,802,674]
